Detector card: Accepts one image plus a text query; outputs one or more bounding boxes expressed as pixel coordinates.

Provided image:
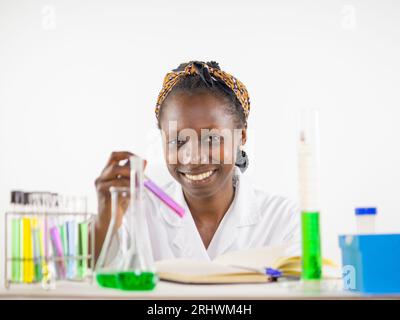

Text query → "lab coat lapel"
[206,169,261,259]
[159,180,210,260]
[158,170,261,261]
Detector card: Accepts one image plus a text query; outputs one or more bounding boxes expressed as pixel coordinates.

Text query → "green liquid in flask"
[117,271,157,291]
[96,271,158,290]
[96,272,119,289]
[301,211,322,280]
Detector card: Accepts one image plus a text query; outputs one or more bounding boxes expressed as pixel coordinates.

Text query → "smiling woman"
[94,61,300,263]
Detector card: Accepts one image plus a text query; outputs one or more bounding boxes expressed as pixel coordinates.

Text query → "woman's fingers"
[100,163,130,182]
[105,151,135,168]
[95,150,148,196]
[95,177,130,195]
[102,151,147,174]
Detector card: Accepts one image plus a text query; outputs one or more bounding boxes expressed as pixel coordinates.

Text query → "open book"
[155,244,339,284]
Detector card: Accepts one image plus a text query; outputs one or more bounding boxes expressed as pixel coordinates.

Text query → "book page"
[213,243,294,271]
[155,259,255,276]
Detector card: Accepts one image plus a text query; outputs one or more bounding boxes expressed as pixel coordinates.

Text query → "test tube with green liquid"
[32,218,43,282]
[77,221,88,279]
[10,191,23,283]
[11,218,21,282]
[298,109,322,281]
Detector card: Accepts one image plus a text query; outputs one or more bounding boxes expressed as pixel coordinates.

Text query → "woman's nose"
[178,140,209,165]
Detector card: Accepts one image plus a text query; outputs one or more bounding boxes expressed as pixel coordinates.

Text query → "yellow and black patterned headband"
[155,61,250,125]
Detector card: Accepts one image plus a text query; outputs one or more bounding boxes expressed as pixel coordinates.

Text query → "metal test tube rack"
[3,210,96,289]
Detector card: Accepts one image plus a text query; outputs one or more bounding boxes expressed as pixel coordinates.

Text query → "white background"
[1,0,400,286]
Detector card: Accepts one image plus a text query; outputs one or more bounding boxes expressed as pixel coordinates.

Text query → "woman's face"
[159,91,246,199]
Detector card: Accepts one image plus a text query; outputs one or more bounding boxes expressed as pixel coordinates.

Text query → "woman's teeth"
[184,170,214,181]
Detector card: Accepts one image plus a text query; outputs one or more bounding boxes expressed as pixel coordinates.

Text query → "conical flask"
[95,186,129,288]
[117,156,157,290]
[95,156,157,290]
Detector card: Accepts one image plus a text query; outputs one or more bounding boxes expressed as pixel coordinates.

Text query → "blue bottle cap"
[355,207,377,215]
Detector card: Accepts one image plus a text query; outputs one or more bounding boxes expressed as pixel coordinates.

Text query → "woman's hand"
[94,151,147,260]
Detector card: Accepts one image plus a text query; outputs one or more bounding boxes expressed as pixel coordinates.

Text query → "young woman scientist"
[94,61,300,263]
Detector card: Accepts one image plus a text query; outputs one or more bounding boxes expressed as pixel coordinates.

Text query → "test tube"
[298,108,322,281]
[49,216,66,280]
[65,197,78,280]
[39,193,50,282]
[76,196,89,279]
[10,191,23,283]
[49,193,67,280]
[41,193,56,289]
[31,193,42,282]
[60,195,72,279]
[21,193,34,283]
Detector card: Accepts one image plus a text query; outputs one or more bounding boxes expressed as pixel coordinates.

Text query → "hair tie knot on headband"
[191,61,214,88]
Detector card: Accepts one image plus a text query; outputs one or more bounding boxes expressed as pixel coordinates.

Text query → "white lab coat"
[101,168,301,268]
[141,167,301,262]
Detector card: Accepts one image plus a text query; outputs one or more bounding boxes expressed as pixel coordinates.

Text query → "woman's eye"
[205,135,221,143]
[169,139,186,147]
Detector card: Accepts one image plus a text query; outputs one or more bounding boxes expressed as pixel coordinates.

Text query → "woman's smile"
[178,168,219,186]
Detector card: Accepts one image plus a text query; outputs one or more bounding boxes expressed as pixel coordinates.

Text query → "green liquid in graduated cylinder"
[301,211,322,280]
[96,271,157,291]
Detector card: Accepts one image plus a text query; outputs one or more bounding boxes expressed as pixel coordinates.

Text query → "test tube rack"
[3,210,96,289]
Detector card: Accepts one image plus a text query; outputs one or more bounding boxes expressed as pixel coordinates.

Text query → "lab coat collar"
[159,168,262,259]
[234,168,262,227]
[159,167,261,228]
